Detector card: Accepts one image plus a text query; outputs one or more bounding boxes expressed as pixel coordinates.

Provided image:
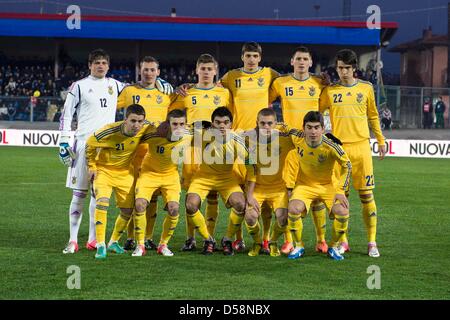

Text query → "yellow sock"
[127,217,135,239]
[205,195,219,237]
[331,212,349,245]
[261,204,272,242]
[134,210,146,245]
[235,224,244,241]
[226,209,244,239]
[245,220,262,244]
[110,211,131,243]
[160,214,179,245]
[283,228,293,243]
[360,190,377,243]
[311,202,327,242]
[185,210,196,238]
[94,201,109,244]
[270,221,286,242]
[186,210,210,240]
[288,213,304,247]
[145,199,158,240]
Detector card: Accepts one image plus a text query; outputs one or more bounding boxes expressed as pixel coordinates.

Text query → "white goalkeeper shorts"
[65,139,90,190]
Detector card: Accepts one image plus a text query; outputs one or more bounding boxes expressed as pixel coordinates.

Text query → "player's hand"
[379,144,387,160]
[89,169,97,182]
[59,142,75,167]
[246,195,260,214]
[319,71,331,86]
[334,193,349,209]
[155,77,174,95]
[175,83,194,97]
[216,81,224,88]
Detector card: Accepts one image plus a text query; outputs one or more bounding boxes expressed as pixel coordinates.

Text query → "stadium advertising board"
[1,129,449,158]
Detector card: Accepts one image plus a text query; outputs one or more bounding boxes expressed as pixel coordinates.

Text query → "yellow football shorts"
[187,174,243,206]
[135,171,181,204]
[253,185,288,212]
[290,184,339,214]
[94,167,135,208]
[342,139,374,191]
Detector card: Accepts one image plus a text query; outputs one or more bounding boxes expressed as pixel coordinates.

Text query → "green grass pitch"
[0,146,449,299]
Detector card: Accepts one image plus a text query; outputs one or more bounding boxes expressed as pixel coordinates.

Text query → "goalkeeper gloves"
[59,136,75,166]
[156,77,174,95]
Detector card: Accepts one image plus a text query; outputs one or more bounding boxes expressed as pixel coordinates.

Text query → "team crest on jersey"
[309,86,316,97]
[257,77,265,87]
[108,86,113,95]
[156,95,163,104]
[356,93,364,103]
[72,176,77,184]
[318,154,326,163]
[213,95,221,105]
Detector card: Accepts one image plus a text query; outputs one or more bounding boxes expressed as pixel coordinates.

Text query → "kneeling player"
[85,104,151,259]
[131,109,191,256]
[287,111,351,260]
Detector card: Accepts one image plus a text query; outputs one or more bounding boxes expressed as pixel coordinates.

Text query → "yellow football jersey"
[319,80,385,145]
[243,124,302,188]
[140,127,192,174]
[294,136,351,194]
[269,73,324,129]
[86,121,152,170]
[169,85,230,124]
[196,130,256,182]
[221,67,280,131]
[117,83,173,124]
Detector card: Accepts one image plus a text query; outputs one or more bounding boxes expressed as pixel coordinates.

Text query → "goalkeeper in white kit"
[60,49,173,254]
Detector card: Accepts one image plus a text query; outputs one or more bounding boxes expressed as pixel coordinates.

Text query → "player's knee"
[167,203,179,217]
[235,201,246,213]
[96,197,109,205]
[244,210,258,226]
[185,200,199,215]
[332,205,349,218]
[359,190,373,199]
[288,203,304,216]
[135,198,148,213]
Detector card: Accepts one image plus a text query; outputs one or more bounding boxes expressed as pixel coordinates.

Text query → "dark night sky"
[1,0,449,73]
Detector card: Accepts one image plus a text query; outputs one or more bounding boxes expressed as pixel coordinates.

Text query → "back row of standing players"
[60,42,386,259]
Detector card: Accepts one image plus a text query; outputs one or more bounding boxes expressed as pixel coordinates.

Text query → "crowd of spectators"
[0,57,395,121]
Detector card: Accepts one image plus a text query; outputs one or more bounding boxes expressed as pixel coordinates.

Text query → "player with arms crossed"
[287,111,351,261]
[319,49,386,257]
[85,104,150,259]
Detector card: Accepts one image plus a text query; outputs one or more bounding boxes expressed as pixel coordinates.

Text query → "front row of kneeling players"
[85,104,351,260]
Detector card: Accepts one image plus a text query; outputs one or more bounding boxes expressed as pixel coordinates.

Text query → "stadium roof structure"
[0,13,397,46]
